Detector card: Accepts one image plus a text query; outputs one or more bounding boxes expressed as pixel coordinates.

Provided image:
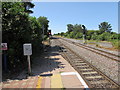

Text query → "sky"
[30,2,118,34]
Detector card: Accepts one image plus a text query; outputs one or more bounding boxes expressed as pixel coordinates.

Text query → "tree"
[86,30,95,40]
[2,2,42,74]
[23,2,35,14]
[99,22,112,34]
[97,32,111,41]
[67,24,74,33]
[60,32,64,36]
[2,2,36,74]
[37,16,49,35]
[74,32,83,39]
[73,24,83,33]
[29,16,44,52]
[110,33,118,40]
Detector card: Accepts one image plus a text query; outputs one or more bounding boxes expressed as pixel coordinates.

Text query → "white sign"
[23,44,32,55]
[1,43,8,50]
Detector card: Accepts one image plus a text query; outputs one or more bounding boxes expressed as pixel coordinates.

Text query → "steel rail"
[60,37,120,62]
[55,38,120,88]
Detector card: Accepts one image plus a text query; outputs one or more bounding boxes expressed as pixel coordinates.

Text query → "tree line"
[54,22,120,49]
[2,2,49,74]
[55,22,119,40]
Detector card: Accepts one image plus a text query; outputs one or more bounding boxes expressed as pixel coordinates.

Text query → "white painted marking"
[76,72,89,88]
[61,72,89,88]
[61,72,76,75]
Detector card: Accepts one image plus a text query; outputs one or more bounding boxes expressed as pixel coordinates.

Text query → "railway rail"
[54,38,120,88]
[60,37,120,62]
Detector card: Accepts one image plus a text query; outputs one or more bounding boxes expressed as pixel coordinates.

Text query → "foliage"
[86,30,96,40]
[111,40,120,49]
[60,32,65,36]
[2,2,31,72]
[23,2,35,14]
[67,24,74,33]
[54,22,119,49]
[73,24,82,34]
[2,2,50,74]
[74,32,83,39]
[37,16,49,35]
[99,22,112,34]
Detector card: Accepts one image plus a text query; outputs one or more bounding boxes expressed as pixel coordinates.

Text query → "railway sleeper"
[75,63,87,65]
[82,73,99,76]
[74,62,85,64]
[90,83,115,88]
[77,67,90,69]
[76,65,89,68]
[82,71,97,75]
[85,75,102,79]
[90,80,111,85]
[80,70,94,72]
[86,77,105,81]
[80,68,93,71]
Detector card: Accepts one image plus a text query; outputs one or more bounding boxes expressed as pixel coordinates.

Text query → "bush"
[74,32,83,39]
[111,40,120,49]
[91,34,98,40]
[110,34,118,40]
[69,32,75,38]
[97,32,111,41]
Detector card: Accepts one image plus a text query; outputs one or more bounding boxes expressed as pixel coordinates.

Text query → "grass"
[54,35,120,50]
[110,40,120,50]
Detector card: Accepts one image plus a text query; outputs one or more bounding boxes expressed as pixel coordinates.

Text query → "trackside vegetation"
[54,22,120,50]
[2,2,50,77]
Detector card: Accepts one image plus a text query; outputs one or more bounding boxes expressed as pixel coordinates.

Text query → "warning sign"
[1,43,8,50]
[23,44,32,55]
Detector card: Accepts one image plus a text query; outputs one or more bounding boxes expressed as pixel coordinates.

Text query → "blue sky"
[30,2,118,34]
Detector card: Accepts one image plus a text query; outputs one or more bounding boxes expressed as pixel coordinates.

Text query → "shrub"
[74,32,83,39]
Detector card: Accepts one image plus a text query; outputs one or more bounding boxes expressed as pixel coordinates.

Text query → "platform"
[1,39,88,89]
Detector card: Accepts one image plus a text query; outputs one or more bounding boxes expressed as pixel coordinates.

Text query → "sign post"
[27,55,31,74]
[23,44,32,75]
[1,43,8,72]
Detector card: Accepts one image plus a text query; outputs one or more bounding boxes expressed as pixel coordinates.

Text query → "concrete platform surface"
[1,39,88,89]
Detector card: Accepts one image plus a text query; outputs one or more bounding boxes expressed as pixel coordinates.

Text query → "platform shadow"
[2,40,66,81]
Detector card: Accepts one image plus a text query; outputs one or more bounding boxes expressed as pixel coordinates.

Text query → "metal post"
[27,55,31,75]
[4,51,7,72]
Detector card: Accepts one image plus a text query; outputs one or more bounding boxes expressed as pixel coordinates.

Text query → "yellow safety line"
[36,76,42,88]
[51,74,63,88]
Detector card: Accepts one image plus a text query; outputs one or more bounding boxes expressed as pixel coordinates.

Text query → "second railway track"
[54,38,120,88]
[60,37,120,62]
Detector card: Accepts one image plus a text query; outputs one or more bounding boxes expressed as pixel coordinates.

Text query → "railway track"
[54,38,120,88]
[60,37,120,62]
